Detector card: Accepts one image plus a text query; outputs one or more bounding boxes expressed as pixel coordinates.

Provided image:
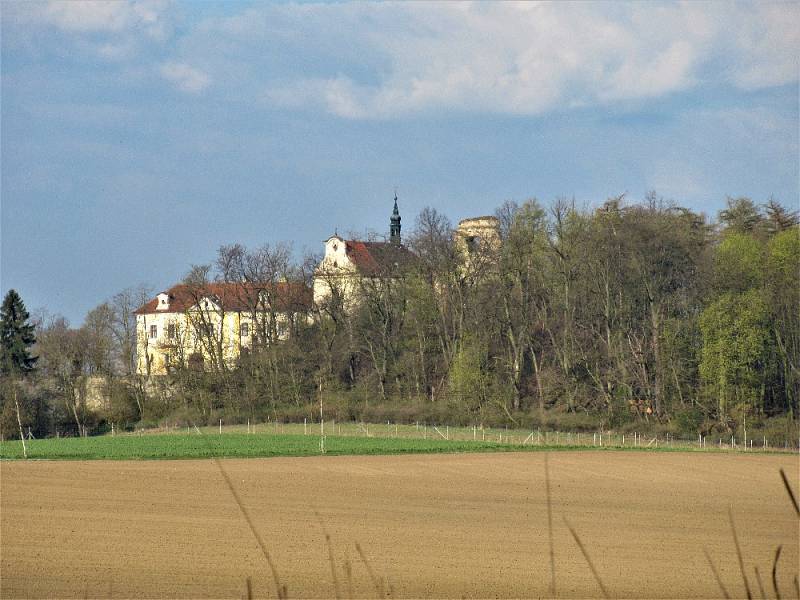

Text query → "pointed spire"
[390,191,401,245]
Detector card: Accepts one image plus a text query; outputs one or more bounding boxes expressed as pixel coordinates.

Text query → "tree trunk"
[650,301,662,416]
[14,387,27,458]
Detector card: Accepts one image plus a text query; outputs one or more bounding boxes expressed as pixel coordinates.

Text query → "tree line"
[2,195,798,443]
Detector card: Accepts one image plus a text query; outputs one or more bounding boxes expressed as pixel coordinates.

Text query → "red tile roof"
[344,241,417,275]
[135,282,312,315]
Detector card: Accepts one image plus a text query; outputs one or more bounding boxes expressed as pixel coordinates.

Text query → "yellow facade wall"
[135,309,292,376]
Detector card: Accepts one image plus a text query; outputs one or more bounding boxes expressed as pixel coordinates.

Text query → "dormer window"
[156,292,170,310]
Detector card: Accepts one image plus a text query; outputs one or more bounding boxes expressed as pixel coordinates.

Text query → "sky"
[2,1,799,324]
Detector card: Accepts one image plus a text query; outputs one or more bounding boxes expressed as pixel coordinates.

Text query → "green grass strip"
[0,433,529,460]
[2,432,784,461]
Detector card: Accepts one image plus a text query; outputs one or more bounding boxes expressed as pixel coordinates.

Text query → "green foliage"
[713,233,764,293]
[0,289,37,376]
[14,196,800,440]
[765,227,800,414]
[700,290,772,419]
[766,228,800,289]
[763,198,799,234]
[719,197,763,234]
[673,407,705,436]
[447,336,490,418]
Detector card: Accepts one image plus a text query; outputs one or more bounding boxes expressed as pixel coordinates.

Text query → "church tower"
[390,193,401,245]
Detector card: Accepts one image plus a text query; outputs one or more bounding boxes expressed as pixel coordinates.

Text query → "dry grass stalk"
[704,548,731,599]
[344,556,354,600]
[193,423,286,599]
[211,453,286,599]
[325,533,341,599]
[772,545,783,600]
[563,517,609,599]
[754,566,766,599]
[355,542,386,598]
[779,468,799,517]
[544,453,556,597]
[729,506,753,600]
[313,509,342,598]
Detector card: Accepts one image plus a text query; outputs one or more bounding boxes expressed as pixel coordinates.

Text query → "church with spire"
[313,194,417,307]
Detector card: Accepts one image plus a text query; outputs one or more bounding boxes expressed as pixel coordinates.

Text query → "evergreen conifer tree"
[0,289,38,375]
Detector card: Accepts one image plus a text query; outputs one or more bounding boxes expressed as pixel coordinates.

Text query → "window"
[149,324,157,339]
[466,235,480,253]
[167,324,176,339]
[240,322,249,337]
[189,353,204,371]
[277,322,288,338]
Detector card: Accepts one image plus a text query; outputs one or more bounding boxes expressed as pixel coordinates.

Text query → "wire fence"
[137,419,800,453]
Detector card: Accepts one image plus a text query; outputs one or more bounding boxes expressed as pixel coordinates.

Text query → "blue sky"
[2,1,798,324]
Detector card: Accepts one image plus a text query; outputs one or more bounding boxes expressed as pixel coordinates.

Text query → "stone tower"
[390,194,401,245]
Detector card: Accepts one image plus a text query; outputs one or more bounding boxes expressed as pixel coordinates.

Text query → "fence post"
[219,419,222,434]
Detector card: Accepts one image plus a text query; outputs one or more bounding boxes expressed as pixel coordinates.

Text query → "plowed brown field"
[2,452,798,599]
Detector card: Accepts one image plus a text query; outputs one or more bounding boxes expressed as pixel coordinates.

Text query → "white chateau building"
[313,195,417,306]
[134,281,311,375]
[135,195,500,375]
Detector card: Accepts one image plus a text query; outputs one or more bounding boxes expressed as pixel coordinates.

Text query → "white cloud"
[252,2,799,119]
[19,0,170,37]
[7,1,799,116]
[727,4,800,90]
[159,62,211,94]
